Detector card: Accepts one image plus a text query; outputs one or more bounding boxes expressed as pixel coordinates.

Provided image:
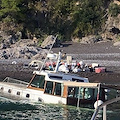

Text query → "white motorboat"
[0,50,106,107]
[0,36,105,107]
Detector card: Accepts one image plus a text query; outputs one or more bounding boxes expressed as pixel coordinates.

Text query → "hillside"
[0,0,120,43]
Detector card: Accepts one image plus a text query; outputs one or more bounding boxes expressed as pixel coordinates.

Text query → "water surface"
[0,97,120,120]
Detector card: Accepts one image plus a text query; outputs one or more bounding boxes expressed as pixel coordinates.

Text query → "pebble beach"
[0,40,120,84]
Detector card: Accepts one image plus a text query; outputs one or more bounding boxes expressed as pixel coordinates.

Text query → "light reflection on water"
[0,97,120,120]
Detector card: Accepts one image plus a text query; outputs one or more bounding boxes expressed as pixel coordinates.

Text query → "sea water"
[0,97,120,120]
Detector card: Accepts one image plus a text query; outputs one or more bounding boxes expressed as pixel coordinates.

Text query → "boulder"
[32,53,41,60]
[0,31,49,59]
[15,31,22,40]
[8,35,13,44]
[80,35,103,44]
[0,44,48,59]
[113,41,120,46]
[2,51,7,55]
[71,37,79,42]
[72,35,103,44]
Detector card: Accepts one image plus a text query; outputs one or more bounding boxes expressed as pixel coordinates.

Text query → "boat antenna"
[54,50,62,73]
[27,35,58,87]
[40,35,58,72]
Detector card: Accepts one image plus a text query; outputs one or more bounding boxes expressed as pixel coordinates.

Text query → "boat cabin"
[28,74,105,106]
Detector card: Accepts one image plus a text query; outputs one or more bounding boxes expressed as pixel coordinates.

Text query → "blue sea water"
[0,97,120,120]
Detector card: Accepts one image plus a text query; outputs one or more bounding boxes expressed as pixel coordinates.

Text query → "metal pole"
[40,35,58,72]
[103,105,106,120]
[27,73,36,87]
[91,107,100,120]
[97,83,100,108]
[77,87,81,108]
[54,50,62,73]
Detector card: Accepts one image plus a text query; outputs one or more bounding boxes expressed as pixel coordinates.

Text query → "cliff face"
[103,14,120,41]
[72,14,120,43]
[73,0,120,42]
[102,0,120,41]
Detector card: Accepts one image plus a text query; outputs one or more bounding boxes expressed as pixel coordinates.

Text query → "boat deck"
[0,77,29,89]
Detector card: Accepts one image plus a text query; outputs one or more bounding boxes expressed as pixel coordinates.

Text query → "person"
[49,65,53,71]
[79,61,85,69]
[62,53,66,60]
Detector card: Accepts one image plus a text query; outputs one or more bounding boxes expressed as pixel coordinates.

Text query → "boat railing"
[3,77,29,86]
[91,96,120,120]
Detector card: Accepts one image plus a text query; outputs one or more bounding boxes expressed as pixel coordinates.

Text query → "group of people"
[61,61,91,73]
[44,60,94,73]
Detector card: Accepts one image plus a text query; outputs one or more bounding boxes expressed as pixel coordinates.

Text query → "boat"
[0,36,105,107]
[0,50,106,107]
[0,76,105,106]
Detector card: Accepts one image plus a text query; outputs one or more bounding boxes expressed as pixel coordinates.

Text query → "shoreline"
[0,41,120,84]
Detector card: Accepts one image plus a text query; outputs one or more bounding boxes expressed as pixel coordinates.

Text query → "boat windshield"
[31,75,45,88]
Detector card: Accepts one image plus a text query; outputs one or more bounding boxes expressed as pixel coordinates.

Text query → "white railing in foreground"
[3,77,29,86]
[91,97,120,120]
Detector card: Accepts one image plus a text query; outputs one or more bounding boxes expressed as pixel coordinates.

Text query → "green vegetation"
[116,34,120,41]
[0,0,119,41]
[109,3,120,17]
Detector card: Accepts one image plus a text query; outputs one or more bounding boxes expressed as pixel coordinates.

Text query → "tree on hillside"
[47,0,74,38]
[0,0,24,20]
[109,2,120,17]
[32,0,74,40]
[0,0,40,37]
[0,0,27,34]
[72,0,105,38]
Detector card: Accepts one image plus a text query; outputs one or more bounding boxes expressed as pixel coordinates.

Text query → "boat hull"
[0,82,66,104]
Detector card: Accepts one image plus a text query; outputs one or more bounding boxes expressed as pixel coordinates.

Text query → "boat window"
[72,78,84,82]
[93,88,98,100]
[74,88,93,99]
[68,87,76,97]
[49,75,62,80]
[17,91,20,95]
[54,83,62,96]
[38,97,42,102]
[99,88,105,101]
[44,81,53,94]
[83,88,93,99]
[8,89,11,93]
[68,87,94,100]
[0,87,4,90]
[31,75,45,89]
[26,94,30,98]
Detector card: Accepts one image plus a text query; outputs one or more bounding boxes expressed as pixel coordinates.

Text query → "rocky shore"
[0,40,120,84]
